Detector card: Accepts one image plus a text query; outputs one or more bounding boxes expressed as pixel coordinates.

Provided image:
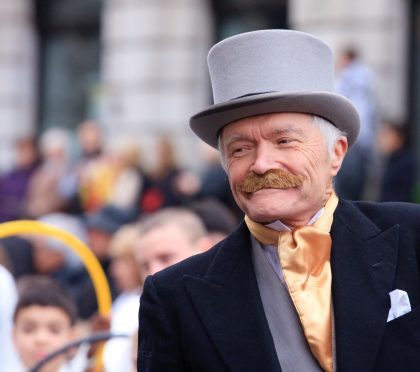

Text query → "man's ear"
[331,136,348,177]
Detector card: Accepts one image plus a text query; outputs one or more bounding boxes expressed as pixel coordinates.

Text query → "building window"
[35,0,102,131]
[209,0,288,41]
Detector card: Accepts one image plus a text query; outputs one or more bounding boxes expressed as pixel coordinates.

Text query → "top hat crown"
[190,29,360,148]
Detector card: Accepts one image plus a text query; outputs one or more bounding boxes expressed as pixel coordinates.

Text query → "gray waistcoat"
[251,237,324,372]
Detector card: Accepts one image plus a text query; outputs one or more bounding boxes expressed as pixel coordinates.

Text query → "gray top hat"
[190,29,360,148]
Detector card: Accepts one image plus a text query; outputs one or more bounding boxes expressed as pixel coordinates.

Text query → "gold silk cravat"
[245,192,338,372]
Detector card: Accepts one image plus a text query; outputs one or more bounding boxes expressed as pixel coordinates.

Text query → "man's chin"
[242,198,297,223]
[246,210,283,224]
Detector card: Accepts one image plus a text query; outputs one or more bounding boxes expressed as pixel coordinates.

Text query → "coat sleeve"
[137,275,185,371]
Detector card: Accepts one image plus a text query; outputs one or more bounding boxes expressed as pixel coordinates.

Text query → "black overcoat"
[138,199,420,371]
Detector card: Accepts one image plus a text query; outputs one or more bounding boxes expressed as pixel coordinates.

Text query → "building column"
[101,0,213,170]
[290,0,409,123]
[0,0,37,171]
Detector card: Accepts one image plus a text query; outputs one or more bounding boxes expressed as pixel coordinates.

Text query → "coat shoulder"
[341,199,420,232]
[152,242,221,287]
[332,199,420,242]
[149,221,249,294]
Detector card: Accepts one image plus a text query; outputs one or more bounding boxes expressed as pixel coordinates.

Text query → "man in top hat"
[137,30,420,372]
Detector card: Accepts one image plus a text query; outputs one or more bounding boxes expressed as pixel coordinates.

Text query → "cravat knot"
[280,226,332,281]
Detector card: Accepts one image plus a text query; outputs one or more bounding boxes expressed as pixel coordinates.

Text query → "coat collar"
[331,199,399,371]
[183,222,281,371]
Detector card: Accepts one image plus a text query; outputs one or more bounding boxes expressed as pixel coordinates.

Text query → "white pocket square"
[387,289,411,322]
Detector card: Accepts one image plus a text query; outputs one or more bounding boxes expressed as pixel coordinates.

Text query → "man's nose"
[249,144,278,174]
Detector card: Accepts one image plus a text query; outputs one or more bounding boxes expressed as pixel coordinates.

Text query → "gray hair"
[137,208,207,244]
[218,115,346,169]
[311,115,346,154]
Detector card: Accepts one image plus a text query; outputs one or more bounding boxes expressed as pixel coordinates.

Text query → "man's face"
[221,112,347,226]
[13,305,73,371]
[135,224,200,278]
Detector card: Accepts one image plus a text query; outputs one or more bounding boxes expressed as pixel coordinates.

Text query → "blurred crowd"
[0,47,419,371]
[334,47,418,202]
[0,119,241,371]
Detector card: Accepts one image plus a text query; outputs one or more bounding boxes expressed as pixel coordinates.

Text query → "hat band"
[230,91,276,102]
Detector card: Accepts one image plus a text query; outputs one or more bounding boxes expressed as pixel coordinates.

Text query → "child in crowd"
[11,276,84,372]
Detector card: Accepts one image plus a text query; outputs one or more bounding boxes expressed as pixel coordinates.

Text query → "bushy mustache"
[236,169,305,193]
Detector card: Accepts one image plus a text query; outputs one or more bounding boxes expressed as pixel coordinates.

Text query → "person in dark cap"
[85,205,137,261]
[138,30,420,372]
[190,198,239,245]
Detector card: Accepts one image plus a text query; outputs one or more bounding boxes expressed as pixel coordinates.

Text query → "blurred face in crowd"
[88,229,113,260]
[16,138,38,168]
[110,255,142,292]
[32,239,65,274]
[378,124,406,155]
[78,120,103,157]
[13,305,74,372]
[135,224,202,278]
[220,112,347,226]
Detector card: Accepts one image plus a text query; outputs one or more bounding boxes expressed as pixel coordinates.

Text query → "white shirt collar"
[265,208,324,232]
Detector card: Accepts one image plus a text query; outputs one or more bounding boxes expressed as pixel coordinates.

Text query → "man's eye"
[230,146,248,156]
[277,138,294,145]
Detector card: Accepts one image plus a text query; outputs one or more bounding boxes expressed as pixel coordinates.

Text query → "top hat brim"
[190,91,360,149]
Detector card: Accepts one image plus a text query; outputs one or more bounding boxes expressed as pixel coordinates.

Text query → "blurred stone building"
[0,0,418,172]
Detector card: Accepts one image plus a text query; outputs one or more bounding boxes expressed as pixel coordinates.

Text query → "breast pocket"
[374,305,420,372]
[386,303,420,325]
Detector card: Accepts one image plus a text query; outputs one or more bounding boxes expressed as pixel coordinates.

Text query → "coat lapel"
[183,222,281,371]
[331,200,399,371]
